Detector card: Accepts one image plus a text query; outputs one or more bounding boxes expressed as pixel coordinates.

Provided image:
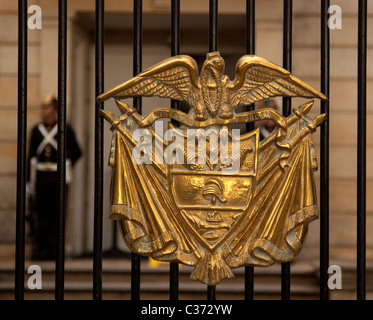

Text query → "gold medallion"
[97,52,327,285]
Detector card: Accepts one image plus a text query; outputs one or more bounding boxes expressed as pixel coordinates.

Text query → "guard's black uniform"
[27,122,82,260]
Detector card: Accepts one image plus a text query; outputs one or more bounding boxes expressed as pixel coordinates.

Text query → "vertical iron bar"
[56,0,67,300]
[171,0,180,57]
[133,0,143,115]
[357,0,367,301]
[245,0,255,300]
[132,0,142,300]
[207,0,218,300]
[93,0,105,300]
[169,263,179,300]
[245,0,255,131]
[244,265,254,300]
[246,0,255,55]
[15,0,28,301]
[207,285,216,300]
[282,0,292,117]
[170,0,180,301]
[209,0,218,52]
[131,253,141,300]
[320,0,330,301]
[281,263,291,300]
[281,0,292,300]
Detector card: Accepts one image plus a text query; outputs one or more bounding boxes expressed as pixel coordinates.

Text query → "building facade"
[0,0,372,298]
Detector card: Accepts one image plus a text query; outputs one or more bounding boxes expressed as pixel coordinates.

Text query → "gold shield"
[168,129,258,251]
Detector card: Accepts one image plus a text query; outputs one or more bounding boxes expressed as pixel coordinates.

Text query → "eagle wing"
[97,55,201,107]
[227,55,327,108]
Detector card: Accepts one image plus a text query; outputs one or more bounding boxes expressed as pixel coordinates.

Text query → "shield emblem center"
[168,129,258,249]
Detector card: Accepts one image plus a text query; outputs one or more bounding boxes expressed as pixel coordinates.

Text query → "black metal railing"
[55,0,67,301]
[131,0,143,301]
[244,0,255,301]
[93,0,105,301]
[320,0,330,301]
[170,0,181,301]
[15,0,28,302]
[357,0,367,301]
[281,0,292,301]
[14,0,367,301]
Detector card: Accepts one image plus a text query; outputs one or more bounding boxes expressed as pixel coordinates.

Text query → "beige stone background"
[0,0,372,299]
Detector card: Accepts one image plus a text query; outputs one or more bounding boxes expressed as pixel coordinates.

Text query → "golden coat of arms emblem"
[97,52,327,285]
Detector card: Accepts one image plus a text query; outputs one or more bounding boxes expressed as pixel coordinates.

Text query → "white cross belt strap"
[30,158,72,184]
[36,123,58,155]
[30,124,72,184]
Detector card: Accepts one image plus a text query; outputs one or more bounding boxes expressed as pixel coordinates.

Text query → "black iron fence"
[14,0,367,300]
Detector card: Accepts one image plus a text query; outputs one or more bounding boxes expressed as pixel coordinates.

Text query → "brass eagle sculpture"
[97,52,327,285]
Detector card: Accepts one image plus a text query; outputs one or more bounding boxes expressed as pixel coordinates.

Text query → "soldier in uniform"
[27,95,82,260]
